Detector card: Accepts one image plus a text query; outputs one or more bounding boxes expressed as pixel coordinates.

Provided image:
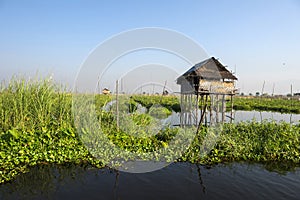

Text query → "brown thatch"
[102,88,110,95]
[177,57,237,84]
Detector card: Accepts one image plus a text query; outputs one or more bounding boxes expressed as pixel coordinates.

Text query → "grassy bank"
[0,78,300,183]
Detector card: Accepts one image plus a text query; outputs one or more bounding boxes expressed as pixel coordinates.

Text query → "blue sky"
[1,0,300,94]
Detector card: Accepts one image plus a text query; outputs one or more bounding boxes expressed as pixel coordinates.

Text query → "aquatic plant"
[1,77,300,184]
[188,120,300,165]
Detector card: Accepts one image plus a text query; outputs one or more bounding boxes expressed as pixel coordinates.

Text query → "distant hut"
[177,57,237,126]
[163,90,169,96]
[102,88,111,95]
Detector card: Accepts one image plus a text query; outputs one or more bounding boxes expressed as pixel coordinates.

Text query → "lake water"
[232,110,300,124]
[0,162,299,200]
[105,102,300,124]
[162,110,300,126]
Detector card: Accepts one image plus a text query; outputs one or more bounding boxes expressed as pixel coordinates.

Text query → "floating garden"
[0,77,300,183]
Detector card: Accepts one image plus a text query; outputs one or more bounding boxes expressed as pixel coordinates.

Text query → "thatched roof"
[102,88,110,94]
[177,57,237,84]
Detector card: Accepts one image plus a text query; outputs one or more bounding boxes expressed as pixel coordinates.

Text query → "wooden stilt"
[210,94,213,126]
[179,91,236,127]
[204,94,208,126]
[221,94,225,123]
[180,93,183,127]
[196,92,199,125]
[184,94,187,125]
[230,94,233,123]
[216,94,219,123]
[196,104,207,134]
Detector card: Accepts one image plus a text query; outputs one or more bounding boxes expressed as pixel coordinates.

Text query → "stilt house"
[177,57,238,126]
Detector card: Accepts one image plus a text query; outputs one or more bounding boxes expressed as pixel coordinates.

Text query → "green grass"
[0,77,104,183]
[0,77,300,183]
[130,94,181,112]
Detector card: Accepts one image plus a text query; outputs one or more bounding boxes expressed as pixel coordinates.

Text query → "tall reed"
[0,76,73,133]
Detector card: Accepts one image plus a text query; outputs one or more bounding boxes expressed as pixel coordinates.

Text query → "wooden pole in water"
[230,93,233,123]
[221,94,225,123]
[184,94,187,125]
[196,92,199,125]
[216,94,219,123]
[204,94,208,126]
[200,95,203,120]
[210,94,213,126]
[190,94,192,125]
[180,93,183,127]
[196,104,207,134]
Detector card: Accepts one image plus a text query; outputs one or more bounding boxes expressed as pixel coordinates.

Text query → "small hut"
[177,57,237,126]
[102,88,111,95]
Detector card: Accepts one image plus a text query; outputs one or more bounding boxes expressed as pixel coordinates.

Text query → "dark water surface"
[1,162,299,200]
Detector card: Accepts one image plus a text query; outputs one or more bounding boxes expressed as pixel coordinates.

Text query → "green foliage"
[1,77,300,184]
[148,106,172,119]
[0,77,103,183]
[184,121,300,165]
[131,95,180,112]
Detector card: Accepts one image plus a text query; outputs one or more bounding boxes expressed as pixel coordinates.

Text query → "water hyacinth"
[0,77,300,183]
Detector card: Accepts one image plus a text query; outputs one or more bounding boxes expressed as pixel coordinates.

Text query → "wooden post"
[180,93,183,127]
[210,94,213,126]
[200,95,203,120]
[196,92,199,125]
[189,94,192,125]
[204,94,208,126]
[230,94,233,123]
[216,94,219,123]
[196,104,207,134]
[221,94,225,123]
[184,94,188,125]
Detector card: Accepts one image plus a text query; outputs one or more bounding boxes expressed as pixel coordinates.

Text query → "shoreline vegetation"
[232,96,300,114]
[1,77,300,183]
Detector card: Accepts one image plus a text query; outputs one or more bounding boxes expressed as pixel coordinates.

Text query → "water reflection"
[196,164,206,193]
[233,110,300,124]
[1,162,300,200]
[164,110,300,126]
